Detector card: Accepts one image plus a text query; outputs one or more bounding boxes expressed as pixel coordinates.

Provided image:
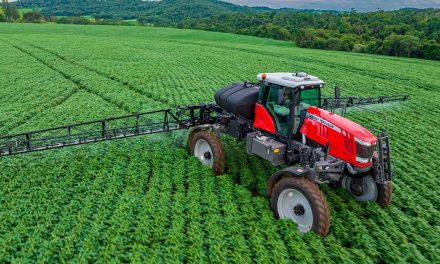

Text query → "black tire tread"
[187,128,201,150]
[191,130,225,175]
[271,177,330,236]
[376,182,392,207]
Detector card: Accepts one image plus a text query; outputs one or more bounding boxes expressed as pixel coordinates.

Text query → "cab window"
[265,84,291,135]
[298,88,320,111]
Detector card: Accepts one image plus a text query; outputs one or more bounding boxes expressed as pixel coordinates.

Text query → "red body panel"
[253,103,276,133]
[300,107,377,168]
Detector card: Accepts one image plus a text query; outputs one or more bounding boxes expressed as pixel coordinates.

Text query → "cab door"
[294,88,321,133]
[254,84,292,135]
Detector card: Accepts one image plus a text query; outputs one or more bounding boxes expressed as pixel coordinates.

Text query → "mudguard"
[267,166,309,196]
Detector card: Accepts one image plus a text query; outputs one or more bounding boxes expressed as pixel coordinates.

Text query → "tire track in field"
[1,88,80,135]
[164,39,439,92]
[163,39,388,88]
[147,39,245,82]
[0,39,83,134]
[0,39,131,114]
[81,39,239,105]
[26,42,173,106]
[86,40,208,106]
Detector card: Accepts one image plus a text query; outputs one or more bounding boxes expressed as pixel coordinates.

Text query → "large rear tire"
[190,130,225,175]
[187,128,201,150]
[271,177,330,236]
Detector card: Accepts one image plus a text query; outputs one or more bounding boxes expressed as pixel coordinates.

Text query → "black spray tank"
[214,83,259,120]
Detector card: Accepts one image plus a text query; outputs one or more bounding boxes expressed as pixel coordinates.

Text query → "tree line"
[5,0,440,60]
[1,0,20,21]
[0,1,137,25]
[169,9,440,60]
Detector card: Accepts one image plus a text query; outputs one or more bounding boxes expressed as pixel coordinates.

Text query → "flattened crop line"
[0,39,81,134]
[135,39,245,81]
[0,87,79,135]
[0,39,131,113]
[164,39,438,91]
[27,43,172,106]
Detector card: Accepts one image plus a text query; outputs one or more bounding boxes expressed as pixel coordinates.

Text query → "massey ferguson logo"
[306,113,342,133]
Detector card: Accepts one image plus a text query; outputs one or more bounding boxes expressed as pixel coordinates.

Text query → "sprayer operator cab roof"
[257,72,324,89]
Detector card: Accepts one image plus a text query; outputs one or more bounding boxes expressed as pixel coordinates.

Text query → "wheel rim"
[194,138,214,168]
[277,188,313,233]
[343,175,378,202]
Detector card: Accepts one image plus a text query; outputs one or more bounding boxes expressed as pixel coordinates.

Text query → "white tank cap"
[295,72,308,77]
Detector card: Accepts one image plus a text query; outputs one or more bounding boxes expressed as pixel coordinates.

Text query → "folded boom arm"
[321,94,409,112]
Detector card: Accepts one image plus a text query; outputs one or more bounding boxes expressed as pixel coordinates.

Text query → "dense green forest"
[16,0,254,20]
[176,9,440,60]
[6,0,440,60]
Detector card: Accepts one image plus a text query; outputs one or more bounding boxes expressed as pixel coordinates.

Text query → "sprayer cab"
[254,72,324,135]
[254,72,378,171]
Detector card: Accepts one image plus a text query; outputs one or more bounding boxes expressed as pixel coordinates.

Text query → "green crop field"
[0,23,439,263]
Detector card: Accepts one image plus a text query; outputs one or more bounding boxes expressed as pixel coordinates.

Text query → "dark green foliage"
[2,0,20,21]
[16,0,254,20]
[177,8,440,60]
[22,11,42,22]
[57,16,91,25]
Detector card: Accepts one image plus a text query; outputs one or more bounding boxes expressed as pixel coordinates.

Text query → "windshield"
[297,88,320,113]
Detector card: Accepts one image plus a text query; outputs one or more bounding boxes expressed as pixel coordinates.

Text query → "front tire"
[190,130,225,175]
[271,177,330,236]
[342,175,392,207]
[376,182,392,207]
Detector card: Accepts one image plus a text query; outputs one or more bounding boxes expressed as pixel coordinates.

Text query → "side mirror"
[335,85,341,99]
[277,88,285,105]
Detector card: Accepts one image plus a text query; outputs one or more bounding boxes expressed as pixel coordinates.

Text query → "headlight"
[355,137,375,163]
[354,137,372,147]
[356,156,370,164]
